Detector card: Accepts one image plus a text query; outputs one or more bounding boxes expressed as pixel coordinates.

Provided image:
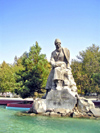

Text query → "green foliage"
[15,42,51,98]
[0,42,50,99]
[0,61,16,93]
[71,44,100,95]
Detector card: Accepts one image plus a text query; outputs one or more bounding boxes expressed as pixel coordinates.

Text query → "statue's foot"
[55,80,63,90]
[56,86,62,90]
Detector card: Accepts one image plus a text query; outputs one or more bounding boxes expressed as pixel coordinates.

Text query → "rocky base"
[16,110,100,120]
[27,106,100,119]
[28,89,100,119]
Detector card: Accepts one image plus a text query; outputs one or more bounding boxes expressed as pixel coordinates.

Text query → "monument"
[44,39,77,97]
[28,39,100,118]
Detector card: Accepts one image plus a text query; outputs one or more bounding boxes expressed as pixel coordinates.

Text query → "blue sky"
[0,0,100,64]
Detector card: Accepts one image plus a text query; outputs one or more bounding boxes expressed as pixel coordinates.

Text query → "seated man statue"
[43,39,77,98]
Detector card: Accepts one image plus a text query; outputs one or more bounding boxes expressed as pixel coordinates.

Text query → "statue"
[29,39,98,118]
[43,39,77,98]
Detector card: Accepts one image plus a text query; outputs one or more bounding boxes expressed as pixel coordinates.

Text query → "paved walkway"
[0,97,33,101]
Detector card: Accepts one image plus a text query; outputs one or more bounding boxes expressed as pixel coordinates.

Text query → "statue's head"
[54,39,61,50]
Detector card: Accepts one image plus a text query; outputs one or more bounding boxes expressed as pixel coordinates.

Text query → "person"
[43,39,71,98]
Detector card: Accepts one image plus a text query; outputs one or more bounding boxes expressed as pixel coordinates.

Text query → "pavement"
[0,97,33,101]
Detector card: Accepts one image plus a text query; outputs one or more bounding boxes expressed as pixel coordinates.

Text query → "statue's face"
[55,42,61,49]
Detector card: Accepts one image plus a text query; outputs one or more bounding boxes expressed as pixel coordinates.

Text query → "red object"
[0,99,33,108]
[0,100,23,105]
[7,102,33,108]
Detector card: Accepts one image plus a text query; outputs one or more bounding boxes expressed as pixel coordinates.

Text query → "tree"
[15,42,51,98]
[0,61,16,93]
[71,44,100,95]
[92,73,100,95]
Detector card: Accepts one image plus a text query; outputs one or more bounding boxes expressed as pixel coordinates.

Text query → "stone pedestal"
[29,89,98,118]
[90,108,100,117]
[46,89,77,111]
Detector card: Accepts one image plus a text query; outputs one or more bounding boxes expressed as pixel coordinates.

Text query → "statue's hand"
[52,62,55,68]
[61,63,66,69]
[55,62,66,68]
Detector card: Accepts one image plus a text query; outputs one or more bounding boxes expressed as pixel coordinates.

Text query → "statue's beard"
[56,47,62,52]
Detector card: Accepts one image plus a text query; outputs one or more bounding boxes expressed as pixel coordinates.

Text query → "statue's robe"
[45,47,70,90]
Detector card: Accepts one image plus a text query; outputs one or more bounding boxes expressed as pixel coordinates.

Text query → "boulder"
[61,112,71,117]
[42,112,50,116]
[77,97,95,113]
[90,108,100,117]
[32,98,46,114]
[54,108,66,114]
[72,112,80,118]
[30,113,36,116]
[46,108,53,112]
[46,89,77,111]
[50,112,61,117]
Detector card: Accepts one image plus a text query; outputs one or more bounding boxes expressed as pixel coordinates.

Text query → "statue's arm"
[63,48,70,68]
[50,52,55,68]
